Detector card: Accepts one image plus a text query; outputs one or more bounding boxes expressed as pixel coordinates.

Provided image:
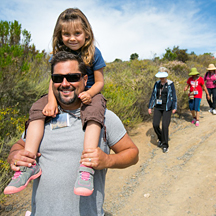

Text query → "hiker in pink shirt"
[204,64,216,114]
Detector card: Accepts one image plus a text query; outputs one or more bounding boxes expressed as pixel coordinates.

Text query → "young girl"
[4,8,106,197]
[184,67,210,127]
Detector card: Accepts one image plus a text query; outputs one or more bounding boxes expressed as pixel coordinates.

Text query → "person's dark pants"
[206,88,216,109]
[153,108,172,148]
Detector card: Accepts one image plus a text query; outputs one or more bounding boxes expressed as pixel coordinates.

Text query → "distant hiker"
[204,64,216,114]
[184,67,210,127]
[148,67,177,153]
[5,8,107,197]
[6,51,139,216]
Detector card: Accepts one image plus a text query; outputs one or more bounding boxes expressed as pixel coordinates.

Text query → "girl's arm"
[79,68,104,104]
[87,68,104,97]
[42,79,58,117]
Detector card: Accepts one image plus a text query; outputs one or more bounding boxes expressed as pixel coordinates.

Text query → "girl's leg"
[4,96,48,195]
[83,121,101,150]
[74,94,106,196]
[25,119,45,155]
[4,119,44,195]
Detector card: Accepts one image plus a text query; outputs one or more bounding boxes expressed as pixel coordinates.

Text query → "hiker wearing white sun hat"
[148,67,177,153]
[155,67,169,78]
[204,63,216,114]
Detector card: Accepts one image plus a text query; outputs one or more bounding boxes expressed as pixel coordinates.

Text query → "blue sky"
[1,0,216,62]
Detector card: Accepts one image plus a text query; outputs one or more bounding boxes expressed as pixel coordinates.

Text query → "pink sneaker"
[195,121,199,127]
[25,211,31,216]
[74,165,95,196]
[191,119,196,124]
[4,164,42,195]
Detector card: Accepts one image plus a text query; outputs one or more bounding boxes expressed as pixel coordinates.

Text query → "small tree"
[130,53,139,61]
[163,46,189,63]
[0,20,49,114]
[113,58,122,63]
[163,47,177,61]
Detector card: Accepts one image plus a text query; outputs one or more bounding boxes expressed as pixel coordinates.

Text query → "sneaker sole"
[4,169,42,195]
[74,187,94,196]
[163,148,169,153]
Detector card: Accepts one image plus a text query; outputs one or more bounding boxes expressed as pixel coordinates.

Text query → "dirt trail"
[1,97,216,216]
[104,98,216,216]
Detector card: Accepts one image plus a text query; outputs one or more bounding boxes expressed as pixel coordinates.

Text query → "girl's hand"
[79,92,92,105]
[207,94,211,100]
[148,109,152,114]
[42,103,58,117]
[172,109,176,114]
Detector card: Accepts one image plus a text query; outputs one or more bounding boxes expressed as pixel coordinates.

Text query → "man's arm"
[7,138,37,171]
[80,133,139,169]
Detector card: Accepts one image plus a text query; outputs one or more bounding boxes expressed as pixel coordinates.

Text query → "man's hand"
[80,147,109,170]
[80,133,139,170]
[9,150,40,171]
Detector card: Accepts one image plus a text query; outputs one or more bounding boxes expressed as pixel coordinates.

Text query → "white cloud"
[1,0,216,62]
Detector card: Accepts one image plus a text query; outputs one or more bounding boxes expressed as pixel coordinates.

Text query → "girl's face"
[61,22,88,51]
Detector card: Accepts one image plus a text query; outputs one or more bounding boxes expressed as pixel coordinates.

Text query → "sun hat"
[188,68,199,76]
[207,64,216,71]
[155,67,168,78]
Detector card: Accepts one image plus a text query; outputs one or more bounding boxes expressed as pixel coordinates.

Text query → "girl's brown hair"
[53,8,95,66]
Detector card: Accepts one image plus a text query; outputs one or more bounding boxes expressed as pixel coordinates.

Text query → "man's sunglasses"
[51,73,82,83]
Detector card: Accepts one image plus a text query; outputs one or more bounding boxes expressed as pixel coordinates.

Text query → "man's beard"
[58,92,78,105]
[55,86,78,105]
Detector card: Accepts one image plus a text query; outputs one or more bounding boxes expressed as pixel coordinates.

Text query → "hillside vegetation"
[1,20,216,200]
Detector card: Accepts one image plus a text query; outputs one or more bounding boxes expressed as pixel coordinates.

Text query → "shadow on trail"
[105,211,113,216]
[146,127,158,146]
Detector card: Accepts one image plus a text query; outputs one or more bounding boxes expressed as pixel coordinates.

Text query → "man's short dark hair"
[51,51,87,75]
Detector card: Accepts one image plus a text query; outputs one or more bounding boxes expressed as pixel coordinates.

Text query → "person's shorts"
[28,93,106,130]
[189,98,201,111]
[81,93,106,130]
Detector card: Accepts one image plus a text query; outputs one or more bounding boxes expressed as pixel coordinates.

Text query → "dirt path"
[1,97,216,216]
[104,98,216,216]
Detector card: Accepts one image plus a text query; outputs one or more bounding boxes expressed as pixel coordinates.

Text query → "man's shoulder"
[104,109,117,118]
[104,109,124,126]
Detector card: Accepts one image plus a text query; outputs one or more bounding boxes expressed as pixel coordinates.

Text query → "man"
[7,51,139,216]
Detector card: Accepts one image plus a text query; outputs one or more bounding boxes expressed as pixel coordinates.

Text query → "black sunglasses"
[51,73,82,83]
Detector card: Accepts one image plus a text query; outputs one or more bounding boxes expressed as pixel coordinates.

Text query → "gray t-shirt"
[28,108,126,216]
